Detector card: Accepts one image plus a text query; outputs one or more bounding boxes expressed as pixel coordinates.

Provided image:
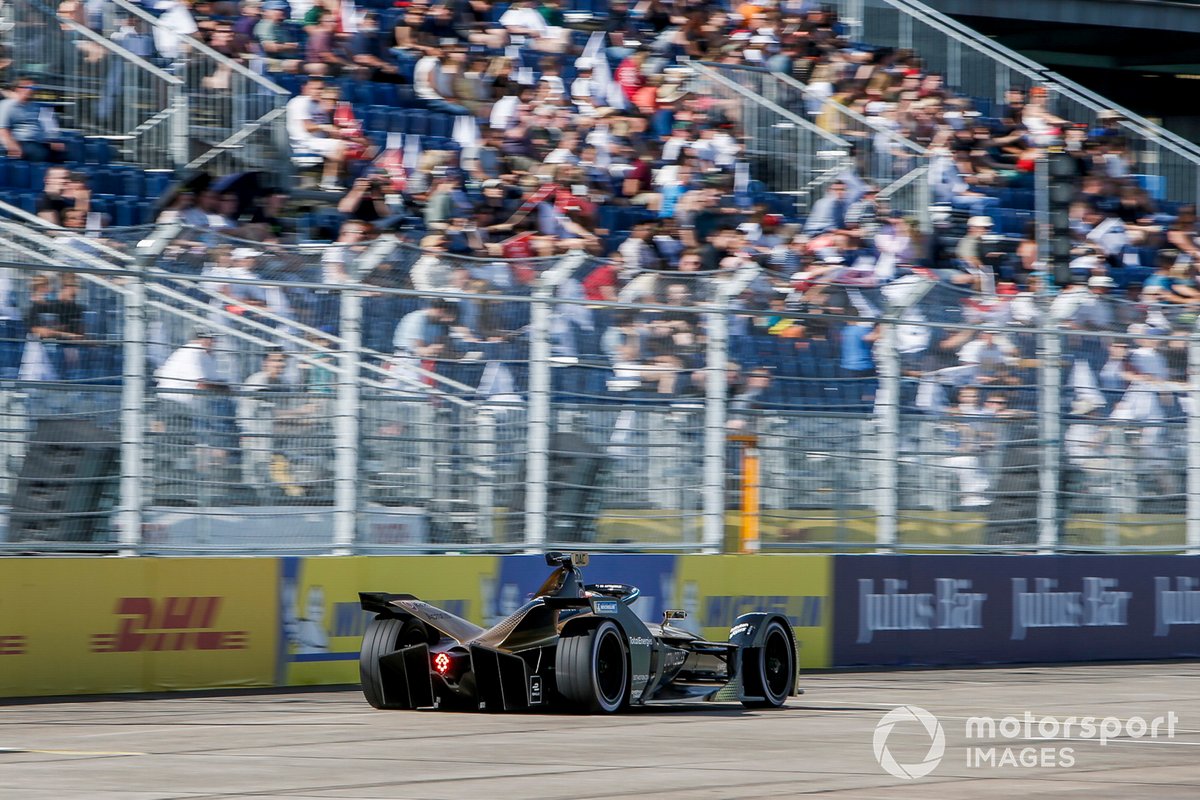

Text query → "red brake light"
[433,652,451,675]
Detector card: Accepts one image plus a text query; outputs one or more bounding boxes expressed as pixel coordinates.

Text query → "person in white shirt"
[155,330,222,406]
[152,0,199,61]
[285,78,347,191]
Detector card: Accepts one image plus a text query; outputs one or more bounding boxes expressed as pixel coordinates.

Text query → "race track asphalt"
[3,663,1199,799]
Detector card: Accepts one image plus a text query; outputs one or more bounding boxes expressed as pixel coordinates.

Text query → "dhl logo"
[0,635,26,655]
[90,597,248,653]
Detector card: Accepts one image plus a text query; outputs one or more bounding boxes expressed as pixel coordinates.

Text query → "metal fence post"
[118,251,148,555]
[702,307,728,554]
[334,285,361,555]
[171,87,189,172]
[1037,324,1062,552]
[524,254,584,552]
[1188,324,1200,554]
[525,283,552,553]
[875,321,899,551]
[874,277,934,551]
[332,238,399,554]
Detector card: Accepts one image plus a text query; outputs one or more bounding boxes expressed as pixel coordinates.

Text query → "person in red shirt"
[582,255,624,301]
[615,51,647,103]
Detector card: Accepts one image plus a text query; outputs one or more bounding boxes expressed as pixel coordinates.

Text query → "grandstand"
[0,0,1198,556]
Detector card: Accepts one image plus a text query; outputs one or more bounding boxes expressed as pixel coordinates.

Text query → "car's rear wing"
[359,591,418,615]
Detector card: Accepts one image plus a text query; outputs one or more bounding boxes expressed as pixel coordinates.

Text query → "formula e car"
[358,552,799,713]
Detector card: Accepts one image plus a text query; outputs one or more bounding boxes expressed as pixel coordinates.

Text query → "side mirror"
[662,609,688,624]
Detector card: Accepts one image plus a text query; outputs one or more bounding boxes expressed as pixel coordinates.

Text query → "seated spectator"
[36,166,72,225]
[254,1,302,71]
[803,181,848,236]
[154,329,223,406]
[413,42,473,116]
[0,76,64,162]
[285,78,347,191]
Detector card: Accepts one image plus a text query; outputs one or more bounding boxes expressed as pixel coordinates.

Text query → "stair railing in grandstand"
[831,0,1200,207]
[0,216,477,404]
[699,62,932,228]
[685,60,851,216]
[105,0,293,185]
[2,0,187,170]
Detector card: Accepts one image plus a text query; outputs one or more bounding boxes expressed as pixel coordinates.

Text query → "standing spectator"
[954,215,997,293]
[0,76,64,162]
[839,304,877,406]
[803,181,848,235]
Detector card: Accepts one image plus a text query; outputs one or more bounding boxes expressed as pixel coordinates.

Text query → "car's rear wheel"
[556,620,629,714]
[742,620,794,709]
[360,617,429,709]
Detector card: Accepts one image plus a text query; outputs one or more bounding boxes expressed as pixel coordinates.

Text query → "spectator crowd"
[2,0,1200,508]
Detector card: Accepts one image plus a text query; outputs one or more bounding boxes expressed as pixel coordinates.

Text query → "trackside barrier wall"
[832,555,1200,667]
[5,554,1199,698]
[0,555,832,698]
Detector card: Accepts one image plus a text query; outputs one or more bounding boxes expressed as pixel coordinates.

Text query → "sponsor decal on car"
[90,597,248,653]
[594,600,619,615]
[628,636,653,646]
[529,674,543,704]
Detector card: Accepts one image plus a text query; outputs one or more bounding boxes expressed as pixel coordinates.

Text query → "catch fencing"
[0,223,1198,554]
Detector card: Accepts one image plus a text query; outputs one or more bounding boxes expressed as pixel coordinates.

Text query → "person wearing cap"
[1077,274,1117,331]
[954,215,995,291]
[154,328,223,406]
[0,76,63,162]
[255,1,299,61]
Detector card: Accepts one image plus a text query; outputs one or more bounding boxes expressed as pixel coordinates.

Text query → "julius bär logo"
[91,597,248,653]
[0,634,26,655]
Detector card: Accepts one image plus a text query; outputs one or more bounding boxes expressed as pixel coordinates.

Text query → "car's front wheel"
[741,619,795,709]
[556,620,629,714]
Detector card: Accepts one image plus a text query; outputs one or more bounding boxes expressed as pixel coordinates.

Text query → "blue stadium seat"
[428,112,453,139]
[145,170,173,199]
[8,160,29,190]
[388,108,409,133]
[366,105,391,132]
[407,109,429,136]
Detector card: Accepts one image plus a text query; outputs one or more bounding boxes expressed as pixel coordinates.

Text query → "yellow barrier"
[277,555,499,686]
[675,555,832,670]
[1,554,831,697]
[0,558,276,698]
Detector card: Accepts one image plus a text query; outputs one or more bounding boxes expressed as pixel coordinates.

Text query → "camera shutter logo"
[873,705,946,779]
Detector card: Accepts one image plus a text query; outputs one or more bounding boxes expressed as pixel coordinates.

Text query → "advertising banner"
[833,555,1200,667]
[0,558,276,697]
[277,555,498,686]
[676,555,832,669]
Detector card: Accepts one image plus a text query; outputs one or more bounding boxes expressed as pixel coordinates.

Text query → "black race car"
[358,552,799,713]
